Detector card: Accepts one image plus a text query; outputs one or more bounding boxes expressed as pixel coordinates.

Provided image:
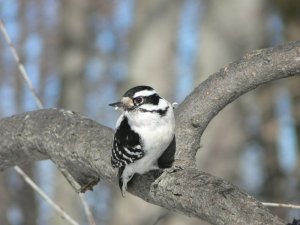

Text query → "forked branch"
[1,41,300,224]
[175,41,300,163]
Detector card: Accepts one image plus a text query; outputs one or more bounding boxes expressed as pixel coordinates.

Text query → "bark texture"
[1,42,300,225]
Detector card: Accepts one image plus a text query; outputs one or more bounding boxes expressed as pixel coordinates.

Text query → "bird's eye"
[134,97,144,105]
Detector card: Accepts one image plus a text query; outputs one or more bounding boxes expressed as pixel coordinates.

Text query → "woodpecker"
[109,86,176,197]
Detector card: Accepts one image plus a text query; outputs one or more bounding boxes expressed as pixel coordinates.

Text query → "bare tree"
[0,41,299,225]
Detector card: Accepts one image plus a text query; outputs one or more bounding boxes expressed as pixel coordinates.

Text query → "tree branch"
[1,41,300,224]
[175,41,300,163]
[0,110,283,225]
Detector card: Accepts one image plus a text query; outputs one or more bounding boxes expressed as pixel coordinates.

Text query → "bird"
[109,85,176,197]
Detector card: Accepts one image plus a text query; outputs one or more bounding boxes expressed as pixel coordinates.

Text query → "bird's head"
[109,86,166,112]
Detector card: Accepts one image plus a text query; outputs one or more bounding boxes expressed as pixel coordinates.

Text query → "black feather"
[287,219,300,225]
[111,116,144,168]
[143,93,160,105]
[123,85,154,98]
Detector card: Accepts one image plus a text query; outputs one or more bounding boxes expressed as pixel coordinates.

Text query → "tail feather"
[118,166,125,193]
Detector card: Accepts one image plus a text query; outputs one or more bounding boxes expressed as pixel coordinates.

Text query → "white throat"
[124,100,175,154]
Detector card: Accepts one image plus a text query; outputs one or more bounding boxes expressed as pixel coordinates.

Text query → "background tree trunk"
[124,0,180,100]
[0,173,10,225]
[196,0,268,181]
[51,1,95,224]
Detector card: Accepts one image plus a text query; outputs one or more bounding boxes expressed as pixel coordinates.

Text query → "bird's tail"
[118,166,125,191]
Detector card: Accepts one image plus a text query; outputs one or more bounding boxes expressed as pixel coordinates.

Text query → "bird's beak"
[109,97,134,110]
[109,101,123,108]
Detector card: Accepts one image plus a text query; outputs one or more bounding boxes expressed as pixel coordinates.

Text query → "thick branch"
[0,109,116,190]
[175,41,300,162]
[2,41,299,225]
[0,109,284,225]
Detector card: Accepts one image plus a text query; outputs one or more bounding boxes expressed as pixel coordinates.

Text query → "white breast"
[124,101,175,174]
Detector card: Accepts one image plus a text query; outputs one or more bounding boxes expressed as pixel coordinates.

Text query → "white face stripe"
[133,90,157,98]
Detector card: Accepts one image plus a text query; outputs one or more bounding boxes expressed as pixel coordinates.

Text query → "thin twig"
[79,194,97,225]
[14,166,80,225]
[0,19,43,109]
[262,202,300,210]
[1,18,96,225]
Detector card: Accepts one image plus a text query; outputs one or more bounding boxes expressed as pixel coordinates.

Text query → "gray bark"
[1,42,300,225]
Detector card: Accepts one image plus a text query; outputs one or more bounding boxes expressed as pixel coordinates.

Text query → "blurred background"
[0,0,299,224]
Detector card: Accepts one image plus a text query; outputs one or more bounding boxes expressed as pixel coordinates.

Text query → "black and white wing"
[111,116,144,168]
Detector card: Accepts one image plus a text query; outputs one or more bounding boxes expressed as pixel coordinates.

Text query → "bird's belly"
[130,125,174,174]
[141,125,173,153]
